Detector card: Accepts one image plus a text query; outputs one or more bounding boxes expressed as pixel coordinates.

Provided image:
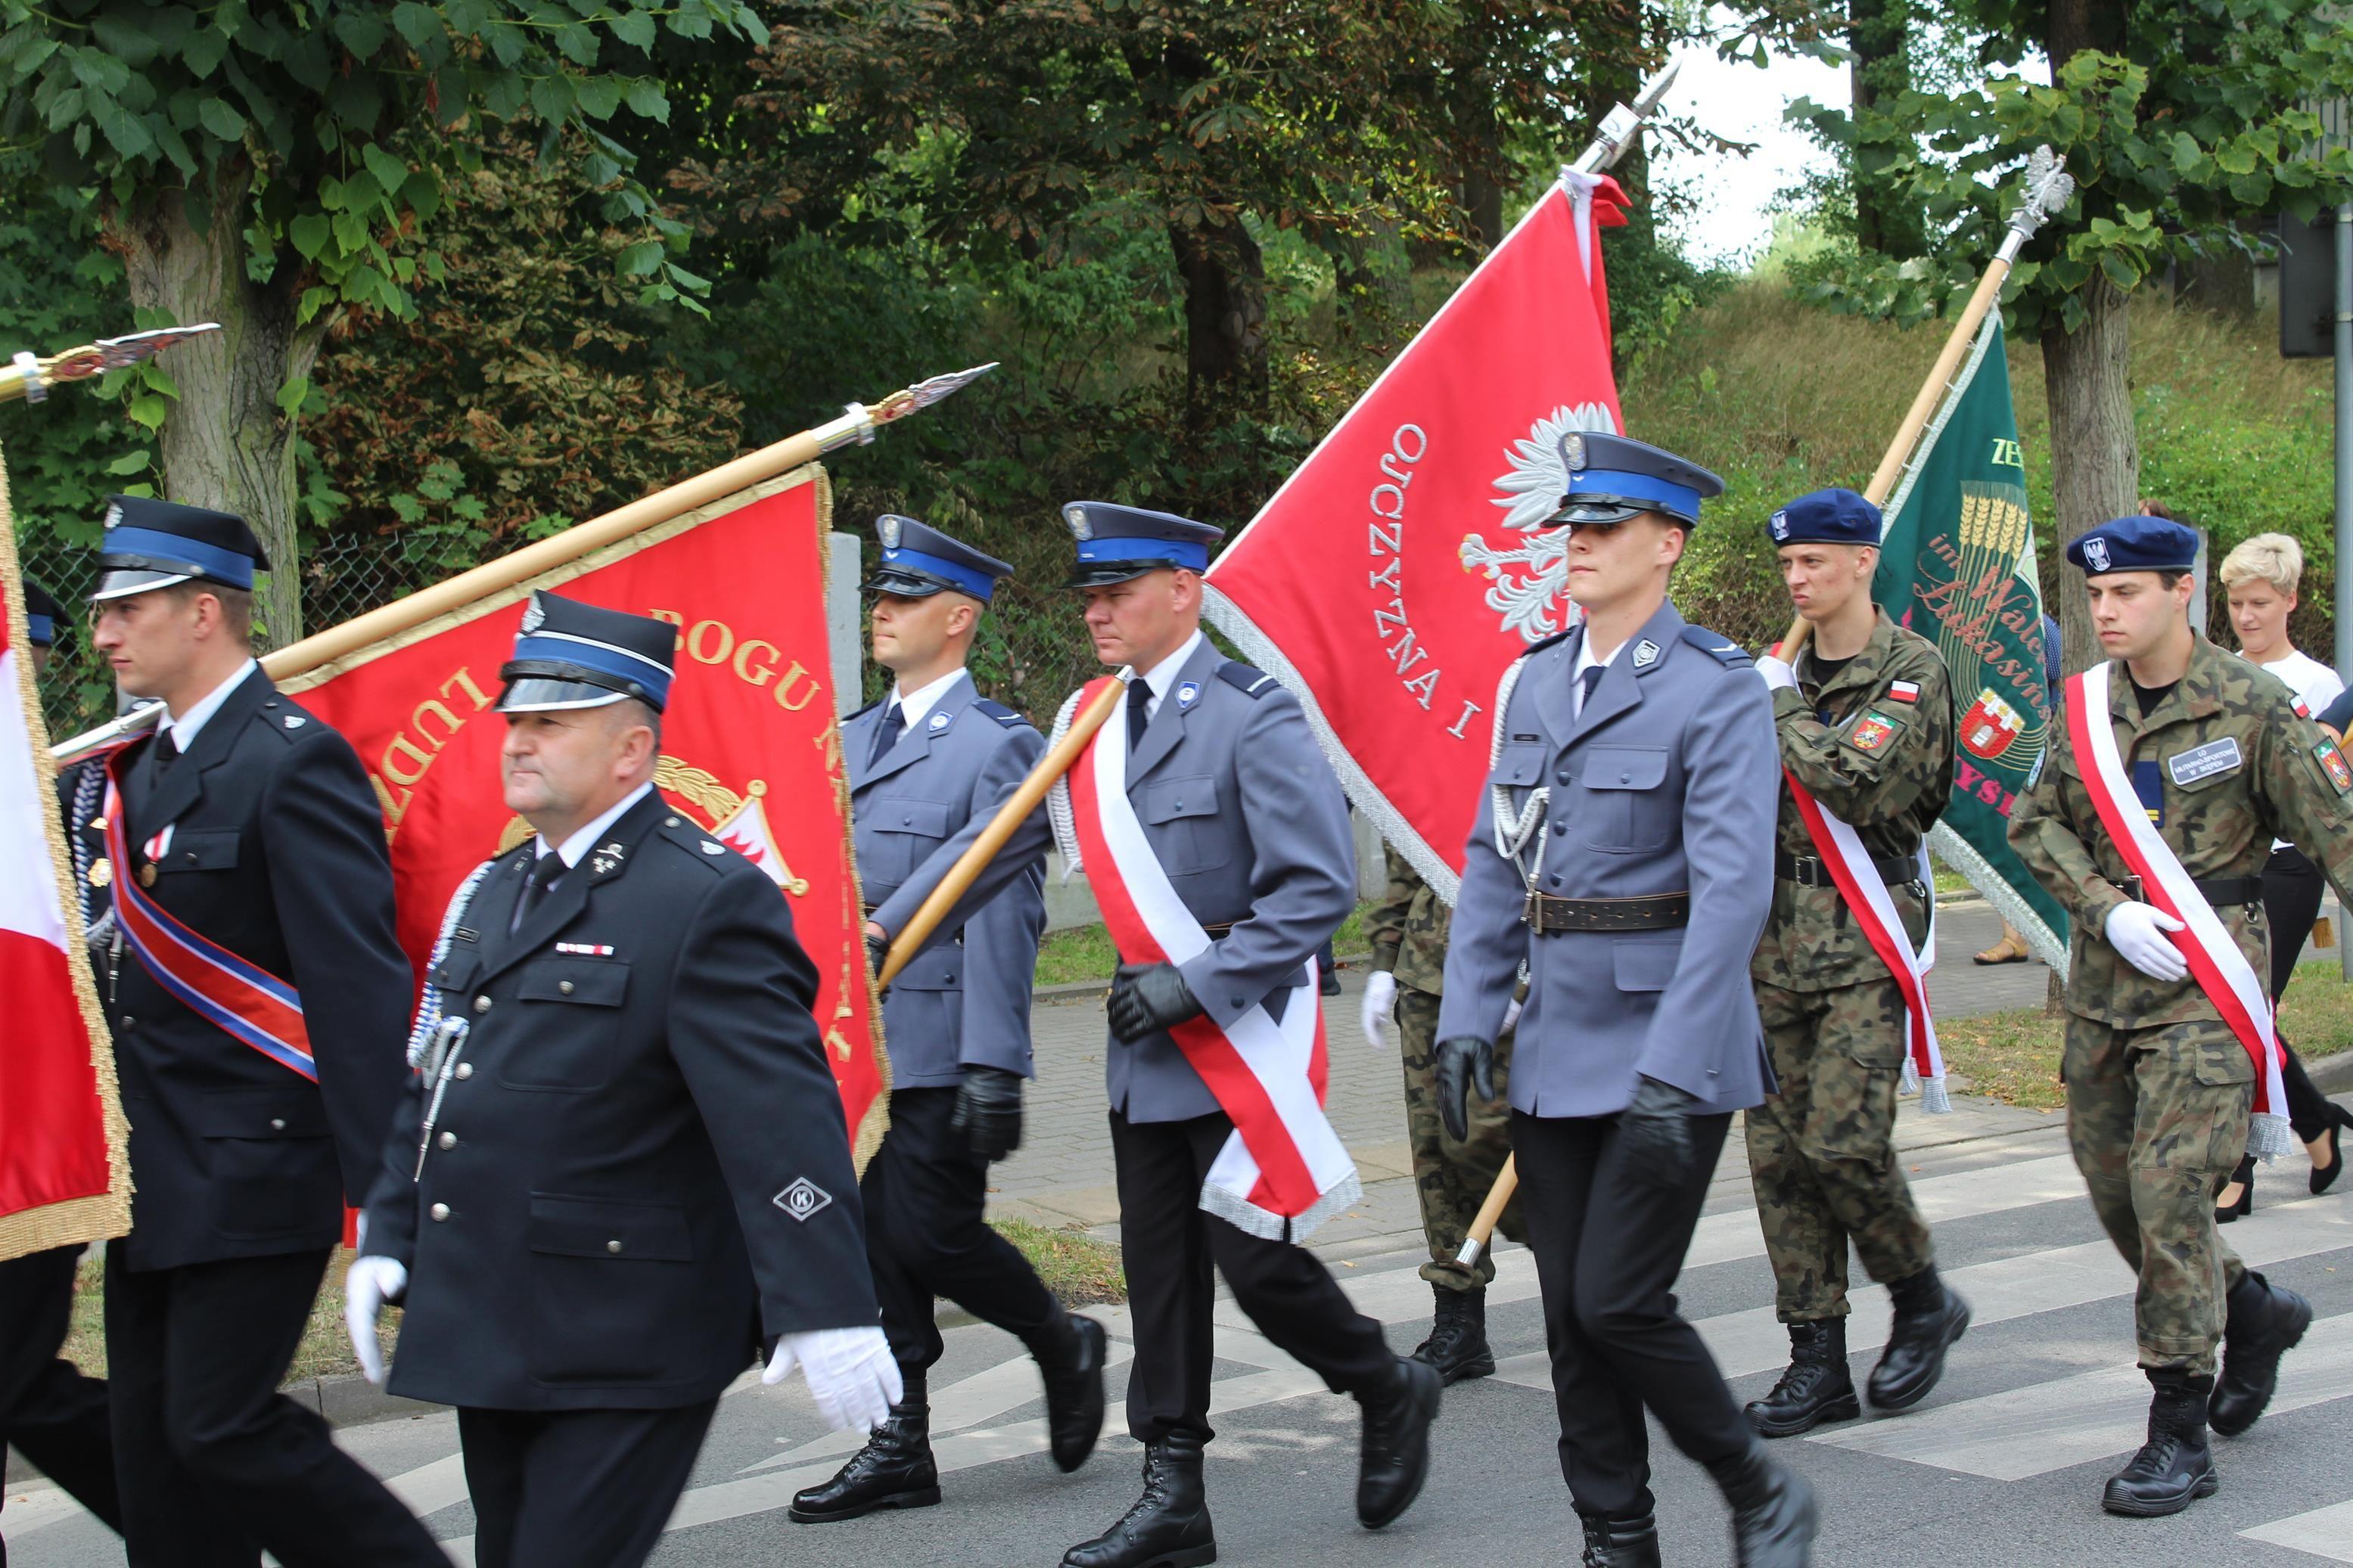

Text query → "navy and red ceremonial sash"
[101,744,315,1082]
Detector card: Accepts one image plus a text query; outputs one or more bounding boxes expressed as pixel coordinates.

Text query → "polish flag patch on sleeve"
[1886,680,1921,704]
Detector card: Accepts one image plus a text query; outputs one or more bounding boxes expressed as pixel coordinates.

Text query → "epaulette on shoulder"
[971,697,1033,730]
[1679,625,1754,667]
[656,812,736,874]
[254,693,325,744]
[844,697,881,722]
[1522,627,1577,659]
[1215,662,1280,699]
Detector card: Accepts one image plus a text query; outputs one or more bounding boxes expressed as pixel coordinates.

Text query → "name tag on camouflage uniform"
[2166,737,2242,787]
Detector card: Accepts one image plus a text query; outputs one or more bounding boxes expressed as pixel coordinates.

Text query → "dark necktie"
[868,701,905,768]
[1127,678,1152,753]
[510,852,566,935]
[1577,665,1605,716]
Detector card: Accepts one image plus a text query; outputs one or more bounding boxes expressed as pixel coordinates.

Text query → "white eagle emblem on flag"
[1459,402,1619,643]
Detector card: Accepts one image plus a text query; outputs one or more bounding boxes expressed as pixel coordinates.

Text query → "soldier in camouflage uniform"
[1363,843,1522,1383]
[1745,489,1972,1440]
[2013,513,2353,1519]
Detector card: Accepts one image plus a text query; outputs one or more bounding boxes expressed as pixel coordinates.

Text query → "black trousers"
[2,1246,120,1561]
[1111,1109,1394,1445]
[2261,846,2335,1141]
[457,1401,716,1568]
[104,1243,444,1568]
[1511,1108,1751,1520]
[864,1085,1060,1385]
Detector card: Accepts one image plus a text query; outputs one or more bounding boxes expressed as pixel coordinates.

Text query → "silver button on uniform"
[430,1203,450,1221]
[559,980,574,995]
[473,995,492,1014]
[455,1062,474,1080]
[606,1239,623,1254]
[437,1131,457,1150]
[269,1118,286,1131]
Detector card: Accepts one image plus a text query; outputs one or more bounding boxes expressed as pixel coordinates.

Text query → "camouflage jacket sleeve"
[1773,646,1954,832]
[2258,691,2353,902]
[1367,843,1419,974]
[2006,716,2131,933]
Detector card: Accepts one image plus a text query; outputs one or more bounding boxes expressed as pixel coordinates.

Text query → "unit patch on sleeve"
[1885,680,1920,705]
[2317,736,2353,796]
[1847,711,1899,753]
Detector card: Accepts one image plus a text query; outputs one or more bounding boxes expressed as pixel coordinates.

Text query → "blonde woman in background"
[2215,531,2353,1216]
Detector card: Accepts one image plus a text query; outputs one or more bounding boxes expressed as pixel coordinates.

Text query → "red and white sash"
[102,745,316,1082]
[1782,771,1948,1113]
[1059,675,1360,1241]
[2067,663,2290,1155]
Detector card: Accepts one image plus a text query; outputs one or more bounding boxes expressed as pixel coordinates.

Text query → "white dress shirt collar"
[890,667,970,734]
[1135,629,1206,720]
[536,781,655,870]
[1571,631,1622,720]
[163,657,260,751]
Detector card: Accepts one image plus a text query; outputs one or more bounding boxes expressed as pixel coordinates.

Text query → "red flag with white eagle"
[1,486,132,1261]
[1203,173,1627,898]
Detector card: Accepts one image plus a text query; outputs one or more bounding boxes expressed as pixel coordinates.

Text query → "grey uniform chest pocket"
[160,828,241,874]
[1139,774,1229,874]
[501,958,632,1091]
[1574,745,1674,854]
[867,796,955,883]
[1490,743,1546,789]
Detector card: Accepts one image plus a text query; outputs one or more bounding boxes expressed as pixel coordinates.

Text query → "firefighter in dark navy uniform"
[347,591,897,1568]
[79,499,443,1567]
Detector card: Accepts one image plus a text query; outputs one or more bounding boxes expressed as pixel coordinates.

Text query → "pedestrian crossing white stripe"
[1810,1312,2353,1478]
[2243,1497,2353,1562]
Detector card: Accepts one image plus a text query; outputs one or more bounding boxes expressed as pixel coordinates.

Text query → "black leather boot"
[2209,1271,2313,1437]
[1745,1320,1858,1438]
[1355,1354,1441,1528]
[1034,1312,1110,1472]
[789,1393,940,1523]
[2102,1369,2218,1517]
[1868,1267,1970,1411]
[1411,1285,1496,1385]
[1578,1509,1663,1568]
[1707,1439,1817,1567]
[1061,1433,1217,1568]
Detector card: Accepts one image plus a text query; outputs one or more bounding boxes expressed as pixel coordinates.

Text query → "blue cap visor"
[1072,538,1211,573]
[871,546,996,601]
[26,613,55,646]
[506,632,673,707]
[98,525,256,590]
[1548,469,1702,526]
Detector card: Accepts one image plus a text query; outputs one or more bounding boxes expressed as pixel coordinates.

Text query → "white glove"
[765,1325,902,1433]
[2106,901,2188,983]
[343,1256,408,1386]
[1501,997,1523,1034]
[1756,654,1798,694]
[1360,970,1398,1050]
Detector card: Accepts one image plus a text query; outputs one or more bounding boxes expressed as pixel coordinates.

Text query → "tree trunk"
[2041,275,2140,682]
[1171,213,1268,427]
[1849,0,1922,256]
[119,169,325,648]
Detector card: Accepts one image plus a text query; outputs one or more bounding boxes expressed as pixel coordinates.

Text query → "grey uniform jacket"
[843,672,1048,1086]
[872,638,1357,1123]
[1436,601,1779,1118]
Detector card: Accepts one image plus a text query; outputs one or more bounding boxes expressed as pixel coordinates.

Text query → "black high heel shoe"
[2313,1105,2351,1197]
[2215,1154,2255,1225]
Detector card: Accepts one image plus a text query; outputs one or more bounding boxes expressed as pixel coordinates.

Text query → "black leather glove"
[1618,1074,1695,1181]
[865,929,889,979]
[1434,1036,1495,1142]
[1105,962,1204,1044]
[951,1065,1025,1162]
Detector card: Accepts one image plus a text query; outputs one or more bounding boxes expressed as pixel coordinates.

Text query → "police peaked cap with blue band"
[496,591,679,714]
[1061,501,1225,588]
[2067,515,2198,578]
[1544,431,1725,529]
[861,514,1015,602]
[24,579,61,648]
[1768,487,1882,547]
[89,495,270,602]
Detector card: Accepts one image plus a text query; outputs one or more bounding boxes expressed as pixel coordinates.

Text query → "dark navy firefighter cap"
[1061,501,1225,588]
[1546,432,1725,530]
[89,495,270,602]
[496,591,679,714]
[2067,515,2199,579]
[24,579,61,648]
[1768,488,1882,548]
[861,514,1015,603]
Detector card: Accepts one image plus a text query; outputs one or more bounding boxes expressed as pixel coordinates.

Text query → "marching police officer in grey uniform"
[794,517,1107,1524]
[1434,434,1817,1568]
[869,502,1440,1568]
[347,592,897,1568]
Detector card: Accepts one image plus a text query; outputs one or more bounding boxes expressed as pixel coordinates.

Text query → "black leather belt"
[1776,850,1921,890]
[1524,891,1689,933]
[2115,874,2264,908]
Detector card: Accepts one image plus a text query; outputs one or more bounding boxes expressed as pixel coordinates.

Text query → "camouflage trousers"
[2064,1014,2253,1375]
[1397,988,1522,1291]
[1747,979,1935,1323]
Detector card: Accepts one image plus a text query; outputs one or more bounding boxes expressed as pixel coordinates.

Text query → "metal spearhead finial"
[2006,145,2076,240]
[7,321,221,404]
[869,362,999,425]
[1574,57,1683,175]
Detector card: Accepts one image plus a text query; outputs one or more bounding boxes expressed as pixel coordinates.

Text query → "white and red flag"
[1204,172,1628,896]
[2,512,130,1260]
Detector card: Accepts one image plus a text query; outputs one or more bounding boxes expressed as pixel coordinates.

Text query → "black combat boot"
[1577,1509,1663,1568]
[2102,1368,2218,1517]
[1868,1267,1971,1411]
[788,1392,940,1523]
[1061,1432,1217,1568]
[1745,1320,1858,1438]
[2209,1270,2313,1437]
[1411,1285,1496,1385]
[1707,1439,1818,1567]
[1034,1311,1110,1471]
[1355,1354,1441,1528]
